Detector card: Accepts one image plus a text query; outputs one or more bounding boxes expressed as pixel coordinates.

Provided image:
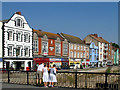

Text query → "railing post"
[85,73,87,89]
[8,70,10,83]
[105,73,108,89]
[75,72,77,89]
[27,71,29,85]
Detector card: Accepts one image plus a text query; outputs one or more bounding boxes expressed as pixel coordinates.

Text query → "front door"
[28,62,31,70]
[16,62,21,70]
[6,62,10,70]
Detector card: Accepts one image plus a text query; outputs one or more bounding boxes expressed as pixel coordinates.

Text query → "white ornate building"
[0,12,33,70]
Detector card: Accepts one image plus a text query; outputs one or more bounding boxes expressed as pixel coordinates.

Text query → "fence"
[2,70,120,89]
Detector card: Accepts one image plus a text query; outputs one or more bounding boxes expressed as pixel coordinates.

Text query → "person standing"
[36,63,44,86]
[49,64,57,87]
[42,64,49,87]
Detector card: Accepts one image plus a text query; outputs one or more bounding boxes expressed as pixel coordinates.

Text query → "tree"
[112,43,119,48]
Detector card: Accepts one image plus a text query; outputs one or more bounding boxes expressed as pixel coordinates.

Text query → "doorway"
[6,62,10,70]
[16,62,21,70]
[28,62,31,70]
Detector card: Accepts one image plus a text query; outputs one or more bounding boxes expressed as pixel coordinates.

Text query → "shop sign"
[75,59,81,61]
[50,58,61,61]
[61,58,69,61]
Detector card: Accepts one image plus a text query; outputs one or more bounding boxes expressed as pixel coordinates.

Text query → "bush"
[105,67,111,73]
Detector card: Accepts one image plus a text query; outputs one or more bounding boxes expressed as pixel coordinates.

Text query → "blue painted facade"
[89,42,99,66]
[0,58,2,62]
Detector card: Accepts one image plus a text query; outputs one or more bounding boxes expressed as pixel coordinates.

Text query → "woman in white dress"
[49,64,57,87]
[42,64,49,87]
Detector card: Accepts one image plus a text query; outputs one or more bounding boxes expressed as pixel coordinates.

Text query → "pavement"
[1,83,97,90]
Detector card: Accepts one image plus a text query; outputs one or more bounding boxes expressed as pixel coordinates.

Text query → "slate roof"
[60,33,84,44]
[33,29,63,40]
[89,34,109,44]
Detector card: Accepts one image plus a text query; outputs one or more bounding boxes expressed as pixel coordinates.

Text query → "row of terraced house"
[0,12,119,70]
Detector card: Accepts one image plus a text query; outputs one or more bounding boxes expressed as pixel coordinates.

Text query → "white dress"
[43,67,49,82]
[49,67,57,82]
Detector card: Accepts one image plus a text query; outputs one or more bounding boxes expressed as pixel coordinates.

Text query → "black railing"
[2,70,120,89]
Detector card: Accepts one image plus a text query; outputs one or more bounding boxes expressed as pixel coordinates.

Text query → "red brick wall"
[38,38,41,55]
[48,39,55,56]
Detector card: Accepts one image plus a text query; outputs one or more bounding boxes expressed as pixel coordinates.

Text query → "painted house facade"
[59,33,89,69]
[33,29,69,69]
[1,12,33,70]
[89,42,98,66]
[83,34,109,67]
[0,21,3,68]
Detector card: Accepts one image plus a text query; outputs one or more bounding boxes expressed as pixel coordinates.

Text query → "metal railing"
[2,70,120,89]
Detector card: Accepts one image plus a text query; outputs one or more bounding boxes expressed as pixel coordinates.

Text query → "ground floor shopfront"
[3,58,33,71]
[33,57,69,69]
[69,58,90,69]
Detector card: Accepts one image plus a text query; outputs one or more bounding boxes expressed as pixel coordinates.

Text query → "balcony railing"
[2,70,120,89]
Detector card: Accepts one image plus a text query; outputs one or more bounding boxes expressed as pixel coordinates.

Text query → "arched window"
[15,17,23,27]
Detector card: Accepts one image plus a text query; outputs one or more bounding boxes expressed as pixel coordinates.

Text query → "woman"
[49,64,57,87]
[42,64,49,87]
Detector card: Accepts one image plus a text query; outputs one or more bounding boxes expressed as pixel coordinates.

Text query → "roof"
[33,29,63,40]
[0,19,9,23]
[60,33,84,44]
[89,34,109,44]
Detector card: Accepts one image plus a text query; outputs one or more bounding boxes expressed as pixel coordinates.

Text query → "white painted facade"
[98,42,108,66]
[3,12,33,70]
[0,22,3,68]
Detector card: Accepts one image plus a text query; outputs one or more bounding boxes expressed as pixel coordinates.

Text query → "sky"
[2,2,118,44]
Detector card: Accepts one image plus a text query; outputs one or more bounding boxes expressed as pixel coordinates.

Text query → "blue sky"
[2,2,118,43]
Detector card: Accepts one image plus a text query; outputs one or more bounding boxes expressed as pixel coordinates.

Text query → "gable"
[4,13,32,31]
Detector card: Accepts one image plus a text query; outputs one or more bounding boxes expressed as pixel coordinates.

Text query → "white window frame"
[81,45,82,50]
[63,43,68,55]
[77,44,79,50]
[24,33,30,42]
[55,43,61,54]
[25,47,29,56]
[16,46,21,57]
[71,44,73,49]
[15,18,23,27]
[71,51,73,57]
[33,40,38,52]
[74,51,76,58]
[80,52,82,58]
[8,31,13,41]
[77,52,79,58]
[42,41,48,55]
[51,40,53,44]
[8,45,13,56]
[74,44,76,50]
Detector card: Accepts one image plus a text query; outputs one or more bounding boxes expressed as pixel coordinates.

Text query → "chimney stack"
[94,34,98,37]
[99,37,102,39]
[16,12,21,15]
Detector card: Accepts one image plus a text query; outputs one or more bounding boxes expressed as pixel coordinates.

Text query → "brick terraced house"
[84,34,109,67]
[33,29,69,69]
[59,33,89,69]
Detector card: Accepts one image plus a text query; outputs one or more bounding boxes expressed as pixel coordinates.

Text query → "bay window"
[33,40,38,52]
[63,43,68,55]
[56,43,61,54]
[42,41,48,55]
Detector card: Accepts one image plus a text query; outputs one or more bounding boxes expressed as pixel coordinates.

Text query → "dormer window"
[15,18,23,27]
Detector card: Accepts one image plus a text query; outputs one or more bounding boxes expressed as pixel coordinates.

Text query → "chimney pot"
[16,12,21,15]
